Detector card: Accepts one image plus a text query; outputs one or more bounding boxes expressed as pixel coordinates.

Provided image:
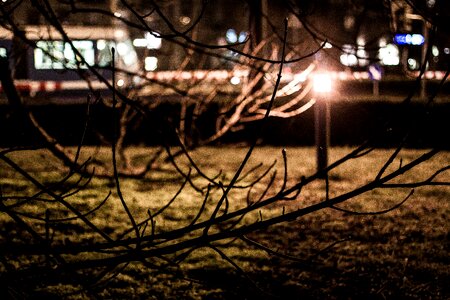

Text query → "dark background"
[2,100,449,149]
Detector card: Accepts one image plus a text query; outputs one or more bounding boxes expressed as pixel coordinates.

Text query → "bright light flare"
[313,73,332,93]
[230,76,241,85]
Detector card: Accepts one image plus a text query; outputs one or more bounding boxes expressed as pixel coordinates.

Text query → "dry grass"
[0,146,449,299]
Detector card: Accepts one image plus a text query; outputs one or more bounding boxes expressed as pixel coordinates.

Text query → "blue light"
[238,31,247,43]
[394,34,425,46]
[226,29,237,43]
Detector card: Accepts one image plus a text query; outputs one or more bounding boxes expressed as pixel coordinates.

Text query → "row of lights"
[339,39,401,67]
[133,29,248,72]
[132,32,162,71]
[339,36,449,70]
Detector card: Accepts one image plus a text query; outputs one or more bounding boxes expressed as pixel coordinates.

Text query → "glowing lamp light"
[313,73,332,94]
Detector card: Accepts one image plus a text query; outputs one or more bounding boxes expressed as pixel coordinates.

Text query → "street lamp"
[313,72,332,176]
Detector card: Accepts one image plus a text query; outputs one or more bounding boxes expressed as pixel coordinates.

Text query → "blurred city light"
[313,73,332,94]
[97,39,107,50]
[340,44,358,67]
[145,56,158,71]
[226,29,238,43]
[230,76,241,85]
[394,33,425,46]
[238,31,247,43]
[133,32,162,49]
[427,0,436,8]
[378,43,400,65]
[133,38,147,47]
[432,46,439,57]
[408,58,419,70]
[179,16,191,25]
[145,32,162,49]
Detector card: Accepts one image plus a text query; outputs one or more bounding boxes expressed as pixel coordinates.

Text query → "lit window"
[34,40,94,70]
[0,47,6,57]
[116,42,128,56]
[340,44,358,67]
[133,32,161,49]
[357,48,369,66]
[340,53,357,66]
[97,40,115,67]
[133,38,147,47]
[114,41,138,67]
[67,41,95,66]
[145,56,158,71]
[145,32,161,49]
[35,41,64,69]
[378,43,400,66]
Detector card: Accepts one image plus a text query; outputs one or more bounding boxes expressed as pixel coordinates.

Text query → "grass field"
[0,146,449,299]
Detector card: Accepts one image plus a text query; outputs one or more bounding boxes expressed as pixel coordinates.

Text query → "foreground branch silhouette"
[0,0,449,298]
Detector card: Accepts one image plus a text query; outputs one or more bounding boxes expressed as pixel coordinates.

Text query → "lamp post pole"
[315,95,330,174]
[313,73,332,176]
